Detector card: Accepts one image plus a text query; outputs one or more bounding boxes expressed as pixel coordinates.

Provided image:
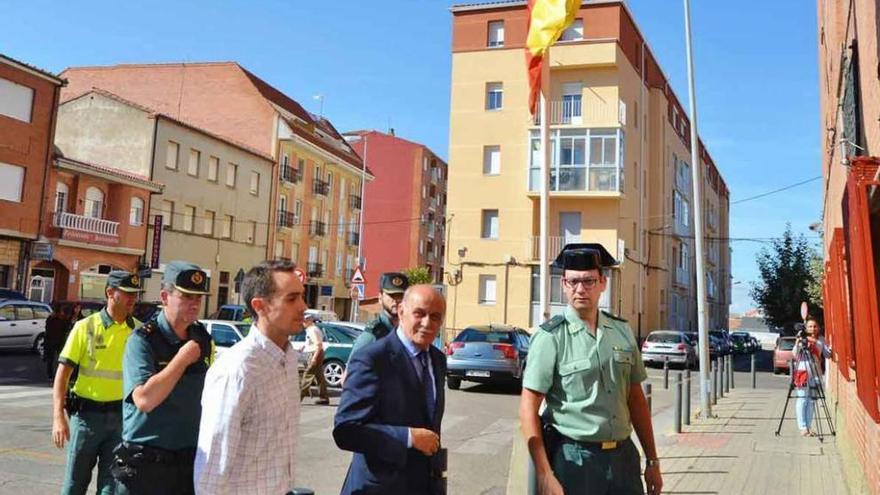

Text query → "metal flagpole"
[352,135,368,322]
[683,0,712,418]
[539,50,551,322]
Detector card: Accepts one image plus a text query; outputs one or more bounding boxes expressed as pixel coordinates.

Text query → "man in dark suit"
[333,285,447,495]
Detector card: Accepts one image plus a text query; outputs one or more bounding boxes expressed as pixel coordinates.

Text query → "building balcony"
[531,98,584,126]
[307,262,324,279]
[427,223,436,238]
[347,231,360,247]
[527,128,624,195]
[280,166,303,185]
[309,220,327,237]
[276,209,298,229]
[313,179,330,196]
[53,211,120,246]
[529,235,580,261]
[349,194,362,210]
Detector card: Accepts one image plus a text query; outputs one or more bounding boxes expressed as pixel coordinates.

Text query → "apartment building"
[60,63,373,316]
[344,130,448,297]
[0,54,64,293]
[447,0,730,337]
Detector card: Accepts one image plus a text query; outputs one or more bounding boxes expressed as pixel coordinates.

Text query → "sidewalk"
[507,369,855,494]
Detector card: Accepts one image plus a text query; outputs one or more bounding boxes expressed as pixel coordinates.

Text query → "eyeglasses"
[562,277,600,289]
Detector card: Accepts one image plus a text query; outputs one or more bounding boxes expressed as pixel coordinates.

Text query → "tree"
[805,252,825,311]
[403,267,433,285]
[749,224,819,329]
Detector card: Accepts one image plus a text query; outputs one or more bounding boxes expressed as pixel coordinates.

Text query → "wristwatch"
[646,458,660,468]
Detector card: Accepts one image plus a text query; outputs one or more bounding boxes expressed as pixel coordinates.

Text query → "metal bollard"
[663,357,670,389]
[711,359,718,405]
[719,358,725,399]
[684,369,691,425]
[643,382,652,414]
[723,356,729,395]
[674,372,683,433]
[730,354,735,389]
[751,353,757,389]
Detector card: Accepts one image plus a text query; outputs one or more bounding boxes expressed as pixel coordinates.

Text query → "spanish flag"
[526,0,581,115]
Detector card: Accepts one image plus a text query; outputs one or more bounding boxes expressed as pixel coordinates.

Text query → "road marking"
[453,418,519,455]
[0,389,54,400]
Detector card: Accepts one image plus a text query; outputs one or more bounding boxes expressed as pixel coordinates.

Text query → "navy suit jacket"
[333,332,446,495]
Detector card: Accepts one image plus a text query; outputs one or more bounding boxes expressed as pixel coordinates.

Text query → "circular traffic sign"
[294,266,308,284]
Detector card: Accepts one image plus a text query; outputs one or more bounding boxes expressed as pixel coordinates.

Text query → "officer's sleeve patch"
[601,310,628,323]
[538,315,566,333]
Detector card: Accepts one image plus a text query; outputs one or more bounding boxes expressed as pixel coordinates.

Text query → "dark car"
[709,330,732,355]
[54,300,161,323]
[445,325,529,390]
[686,332,720,359]
[0,289,26,300]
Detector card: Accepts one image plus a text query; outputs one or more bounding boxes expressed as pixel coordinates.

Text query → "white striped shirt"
[195,327,300,494]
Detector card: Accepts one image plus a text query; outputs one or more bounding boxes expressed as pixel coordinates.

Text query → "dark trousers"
[45,345,60,378]
[112,443,195,495]
[61,410,123,495]
[550,437,643,495]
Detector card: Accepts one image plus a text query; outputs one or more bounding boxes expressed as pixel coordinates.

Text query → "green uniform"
[347,311,395,364]
[58,309,139,495]
[523,305,647,494]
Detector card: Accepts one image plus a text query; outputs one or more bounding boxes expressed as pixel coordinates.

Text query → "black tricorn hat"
[552,243,619,271]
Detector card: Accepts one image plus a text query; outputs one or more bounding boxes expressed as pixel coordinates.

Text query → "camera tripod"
[774,339,836,441]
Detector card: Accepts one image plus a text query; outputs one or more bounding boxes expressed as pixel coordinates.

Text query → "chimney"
[389,127,395,136]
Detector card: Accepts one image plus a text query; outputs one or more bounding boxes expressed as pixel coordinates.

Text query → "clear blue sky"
[2,0,822,315]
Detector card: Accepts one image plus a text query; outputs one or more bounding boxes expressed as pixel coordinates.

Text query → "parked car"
[773,337,797,374]
[445,325,529,390]
[641,330,696,369]
[0,299,52,354]
[202,319,251,359]
[749,336,759,352]
[0,289,26,300]
[54,300,161,323]
[709,330,732,355]
[210,304,339,323]
[685,332,720,359]
[729,332,753,354]
[290,322,358,388]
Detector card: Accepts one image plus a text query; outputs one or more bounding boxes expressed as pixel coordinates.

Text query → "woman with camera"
[792,317,831,436]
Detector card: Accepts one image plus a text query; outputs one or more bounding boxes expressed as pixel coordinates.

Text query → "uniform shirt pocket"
[611,348,634,384]
[558,358,597,401]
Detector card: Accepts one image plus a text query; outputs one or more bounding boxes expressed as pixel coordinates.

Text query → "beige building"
[447,0,730,336]
[54,89,273,314]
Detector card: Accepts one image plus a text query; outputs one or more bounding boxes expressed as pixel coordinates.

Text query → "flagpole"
[539,49,551,322]
[683,0,712,418]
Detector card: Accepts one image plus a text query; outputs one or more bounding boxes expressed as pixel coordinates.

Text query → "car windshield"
[457,329,513,344]
[647,333,682,344]
[327,325,360,340]
[778,338,796,351]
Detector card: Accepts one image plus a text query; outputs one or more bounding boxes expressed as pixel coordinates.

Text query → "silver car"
[0,299,52,353]
[641,330,696,369]
[446,325,529,390]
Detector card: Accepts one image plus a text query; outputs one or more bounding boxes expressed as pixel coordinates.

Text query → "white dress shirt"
[195,326,300,494]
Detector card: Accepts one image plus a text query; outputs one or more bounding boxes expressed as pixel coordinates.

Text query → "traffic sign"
[294,266,308,284]
[351,283,365,301]
[800,301,809,321]
[350,266,365,284]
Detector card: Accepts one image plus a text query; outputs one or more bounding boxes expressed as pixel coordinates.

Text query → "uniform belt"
[561,436,627,451]
[77,398,122,413]
[121,442,196,464]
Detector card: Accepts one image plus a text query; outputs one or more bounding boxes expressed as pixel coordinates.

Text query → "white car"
[0,299,52,353]
[202,319,251,358]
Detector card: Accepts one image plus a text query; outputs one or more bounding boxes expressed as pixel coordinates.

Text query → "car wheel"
[323,360,345,388]
[447,377,461,390]
[33,333,45,359]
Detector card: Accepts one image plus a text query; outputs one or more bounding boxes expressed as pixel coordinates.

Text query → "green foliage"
[749,224,820,328]
[403,267,433,285]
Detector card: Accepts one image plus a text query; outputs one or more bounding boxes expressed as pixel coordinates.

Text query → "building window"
[161,200,174,228]
[294,200,303,222]
[247,221,256,244]
[419,240,424,254]
[129,197,144,226]
[292,242,300,263]
[250,171,260,195]
[528,128,623,193]
[561,83,583,122]
[55,182,69,213]
[483,145,501,175]
[338,213,345,237]
[226,163,238,187]
[479,275,497,305]
[166,141,180,170]
[183,206,195,232]
[481,209,499,239]
[188,149,200,176]
[336,252,343,277]
[0,264,11,288]
[282,154,289,167]
[487,20,504,47]
[327,172,333,196]
[208,156,219,181]
[204,210,215,236]
[486,82,503,110]
[559,19,584,42]
[0,77,34,122]
[84,187,104,219]
[0,162,25,203]
[222,215,233,239]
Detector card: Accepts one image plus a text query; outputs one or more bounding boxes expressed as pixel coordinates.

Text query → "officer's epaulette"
[601,310,627,323]
[135,319,160,337]
[539,315,566,333]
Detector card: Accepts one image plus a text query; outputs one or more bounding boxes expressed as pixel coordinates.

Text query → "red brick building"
[345,130,447,297]
[0,54,64,293]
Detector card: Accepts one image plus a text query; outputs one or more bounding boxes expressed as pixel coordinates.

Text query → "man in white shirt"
[300,314,329,404]
[194,260,307,495]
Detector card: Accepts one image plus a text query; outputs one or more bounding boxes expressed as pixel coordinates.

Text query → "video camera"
[794,323,808,344]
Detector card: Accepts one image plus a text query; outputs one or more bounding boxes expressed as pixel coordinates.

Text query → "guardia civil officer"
[519,244,662,495]
[114,261,213,495]
[52,271,143,495]
[347,272,409,362]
